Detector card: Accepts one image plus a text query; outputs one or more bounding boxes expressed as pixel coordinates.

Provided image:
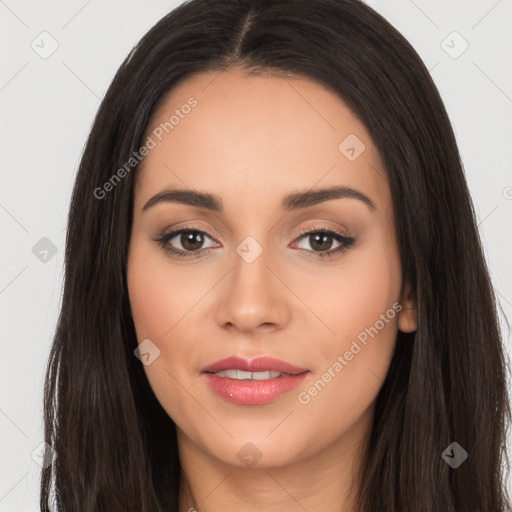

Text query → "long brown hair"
[41,0,511,510]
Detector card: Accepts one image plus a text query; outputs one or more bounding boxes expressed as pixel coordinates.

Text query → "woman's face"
[127,68,417,468]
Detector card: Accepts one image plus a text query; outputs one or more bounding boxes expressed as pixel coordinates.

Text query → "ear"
[398,280,417,333]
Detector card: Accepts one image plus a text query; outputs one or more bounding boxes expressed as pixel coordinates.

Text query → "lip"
[201,356,308,375]
[201,356,310,405]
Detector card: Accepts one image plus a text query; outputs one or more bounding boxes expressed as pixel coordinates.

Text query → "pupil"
[182,232,203,251]
[311,233,332,251]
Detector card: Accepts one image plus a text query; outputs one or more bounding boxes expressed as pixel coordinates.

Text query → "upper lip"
[201,356,309,375]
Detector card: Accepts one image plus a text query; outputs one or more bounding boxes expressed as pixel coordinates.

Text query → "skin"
[126,67,417,512]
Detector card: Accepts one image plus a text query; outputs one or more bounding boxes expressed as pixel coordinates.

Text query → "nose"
[215,241,291,334]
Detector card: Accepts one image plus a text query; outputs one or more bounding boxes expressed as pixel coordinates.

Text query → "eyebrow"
[142,185,376,213]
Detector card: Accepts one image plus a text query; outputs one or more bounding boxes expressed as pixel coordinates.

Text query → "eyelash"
[153,224,356,260]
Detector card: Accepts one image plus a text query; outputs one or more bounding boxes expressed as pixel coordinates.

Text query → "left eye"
[293,230,347,253]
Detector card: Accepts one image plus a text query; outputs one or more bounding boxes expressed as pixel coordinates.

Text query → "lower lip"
[202,372,309,405]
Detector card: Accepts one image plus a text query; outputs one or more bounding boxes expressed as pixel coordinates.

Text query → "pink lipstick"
[201,356,310,405]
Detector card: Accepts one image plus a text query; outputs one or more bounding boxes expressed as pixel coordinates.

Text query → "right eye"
[154,226,219,258]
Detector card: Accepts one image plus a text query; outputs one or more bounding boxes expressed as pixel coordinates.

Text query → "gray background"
[1,0,511,510]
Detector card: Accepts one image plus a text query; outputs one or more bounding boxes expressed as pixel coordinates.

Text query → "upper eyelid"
[163,226,218,242]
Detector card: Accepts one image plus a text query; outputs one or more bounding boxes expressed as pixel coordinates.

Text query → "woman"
[40,0,511,510]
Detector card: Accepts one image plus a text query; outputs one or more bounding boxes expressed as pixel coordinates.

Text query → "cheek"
[293,231,401,431]
[126,245,200,428]
[126,243,187,386]
[127,242,201,342]
[304,225,402,359]
[126,240,215,378]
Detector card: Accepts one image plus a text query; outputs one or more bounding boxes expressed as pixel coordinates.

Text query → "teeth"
[252,370,282,380]
[214,369,282,380]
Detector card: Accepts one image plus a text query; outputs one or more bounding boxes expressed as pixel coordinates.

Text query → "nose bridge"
[230,233,274,303]
[215,232,289,331]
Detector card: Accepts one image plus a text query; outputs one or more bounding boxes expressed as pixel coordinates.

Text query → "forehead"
[135,68,388,212]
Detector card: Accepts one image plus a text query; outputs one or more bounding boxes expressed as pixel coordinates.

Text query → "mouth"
[201,356,310,405]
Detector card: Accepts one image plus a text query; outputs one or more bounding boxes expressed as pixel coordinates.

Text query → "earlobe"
[398,281,418,333]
